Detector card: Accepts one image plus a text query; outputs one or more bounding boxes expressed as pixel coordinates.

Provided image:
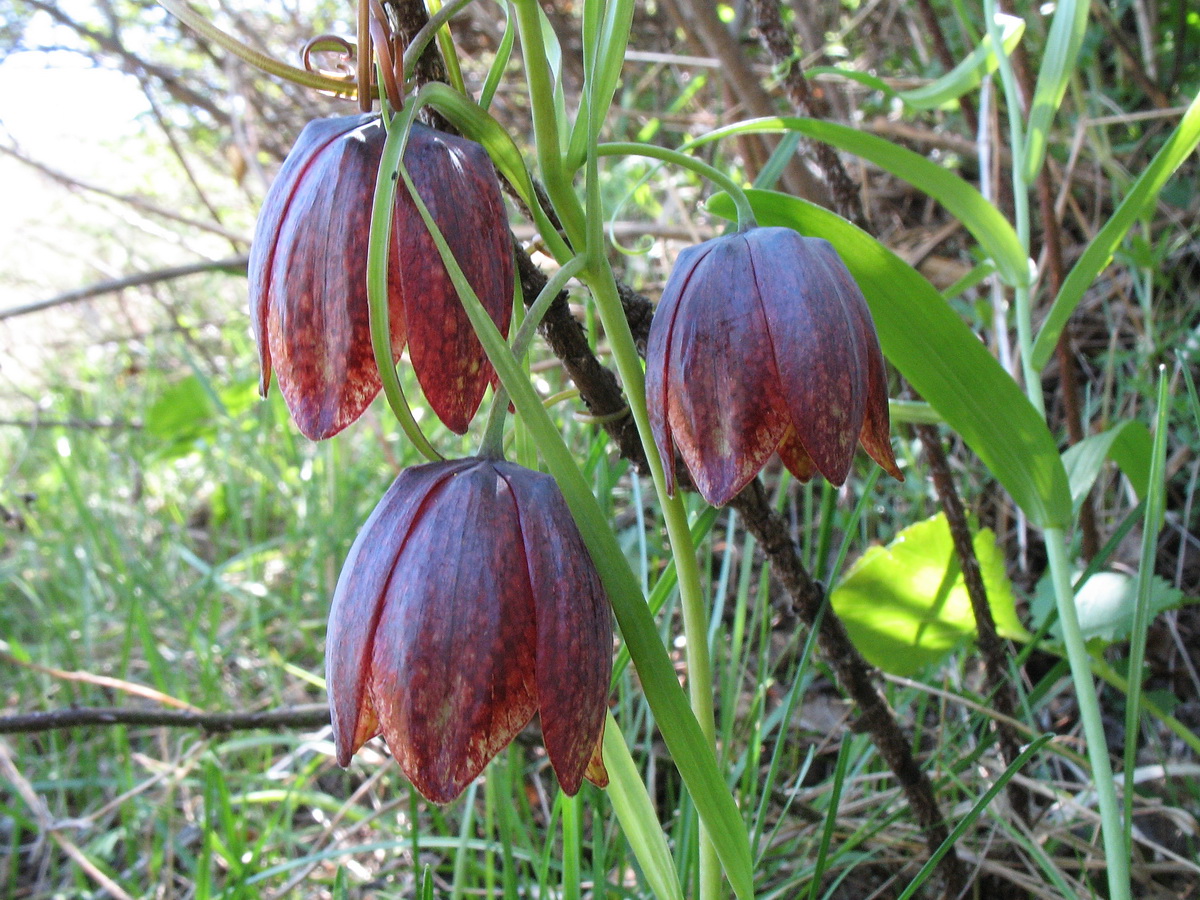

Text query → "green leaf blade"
[1032,92,1200,370]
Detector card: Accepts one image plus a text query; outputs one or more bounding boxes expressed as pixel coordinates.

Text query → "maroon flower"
[249,116,513,440]
[646,227,902,507]
[326,458,611,803]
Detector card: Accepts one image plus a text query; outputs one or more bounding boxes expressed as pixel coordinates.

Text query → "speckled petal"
[750,231,866,486]
[662,234,791,506]
[776,426,819,483]
[251,115,407,440]
[367,461,538,803]
[496,462,611,795]
[824,245,904,481]
[326,460,473,766]
[646,241,713,498]
[395,124,514,434]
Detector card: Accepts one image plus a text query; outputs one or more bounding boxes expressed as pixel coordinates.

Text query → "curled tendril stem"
[301,34,357,80]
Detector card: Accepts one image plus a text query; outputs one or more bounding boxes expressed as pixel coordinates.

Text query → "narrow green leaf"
[397,163,755,899]
[711,189,1071,527]
[1032,92,1200,370]
[603,714,686,900]
[896,735,1056,900]
[899,13,1024,109]
[1125,369,1172,850]
[692,117,1028,286]
[1061,420,1153,512]
[806,14,1025,111]
[831,514,1027,676]
[1023,0,1090,180]
[479,2,516,110]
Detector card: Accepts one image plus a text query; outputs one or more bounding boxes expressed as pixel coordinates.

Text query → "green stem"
[562,793,582,900]
[598,142,757,231]
[396,155,753,900]
[367,111,442,461]
[511,0,587,246]
[583,163,722,900]
[404,0,473,89]
[479,254,586,458]
[984,0,1041,415]
[1044,528,1131,900]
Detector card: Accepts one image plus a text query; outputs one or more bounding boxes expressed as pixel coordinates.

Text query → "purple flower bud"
[646,227,902,506]
[249,116,513,439]
[326,458,611,803]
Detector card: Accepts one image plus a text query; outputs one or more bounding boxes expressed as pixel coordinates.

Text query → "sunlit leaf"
[831,514,1027,676]
[694,118,1028,286]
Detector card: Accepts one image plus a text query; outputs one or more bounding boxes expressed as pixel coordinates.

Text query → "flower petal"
[646,241,713,498]
[249,117,355,399]
[837,266,904,481]
[326,461,469,766]
[751,231,866,485]
[663,234,791,506]
[368,461,538,803]
[776,426,819,483]
[396,125,514,434]
[496,462,611,796]
[255,116,407,440]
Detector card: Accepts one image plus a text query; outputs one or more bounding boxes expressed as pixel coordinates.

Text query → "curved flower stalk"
[249,115,513,440]
[326,458,612,803]
[646,227,903,507]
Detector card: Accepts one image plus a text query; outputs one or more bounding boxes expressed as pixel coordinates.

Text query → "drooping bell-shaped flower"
[249,115,513,440]
[326,458,611,803]
[646,227,902,507]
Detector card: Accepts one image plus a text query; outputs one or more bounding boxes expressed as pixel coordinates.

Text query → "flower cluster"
[251,114,610,803]
[250,109,898,806]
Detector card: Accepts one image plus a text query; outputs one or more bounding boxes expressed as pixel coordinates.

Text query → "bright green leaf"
[831,514,1027,676]
[602,713,685,900]
[710,189,1072,527]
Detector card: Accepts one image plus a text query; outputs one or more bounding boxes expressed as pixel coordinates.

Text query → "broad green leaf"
[693,117,1028,286]
[807,14,1025,111]
[1061,420,1152,512]
[710,189,1072,527]
[1024,0,1090,181]
[603,714,685,900]
[832,514,1026,676]
[1030,571,1187,644]
[1032,91,1200,370]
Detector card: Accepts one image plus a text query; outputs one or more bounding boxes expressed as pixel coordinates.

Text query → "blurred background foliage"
[0,0,1197,897]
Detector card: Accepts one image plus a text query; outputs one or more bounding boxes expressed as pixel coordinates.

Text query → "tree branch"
[0,705,330,735]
